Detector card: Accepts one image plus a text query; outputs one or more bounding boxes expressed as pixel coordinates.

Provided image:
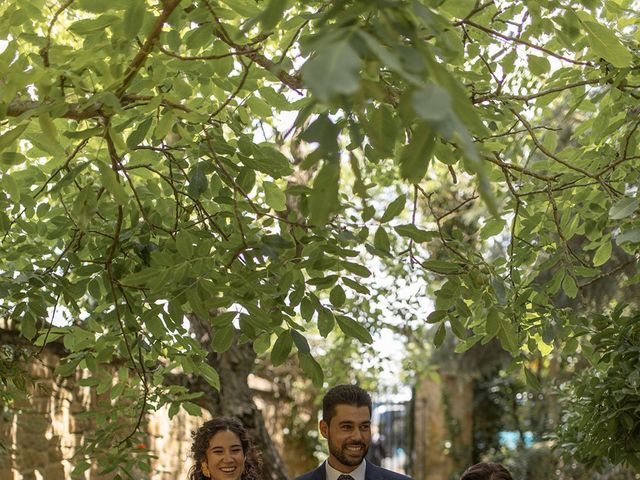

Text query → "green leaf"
[126,117,153,148]
[342,277,370,294]
[524,367,542,391]
[212,326,235,353]
[433,322,446,347]
[264,181,287,211]
[427,310,447,324]
[291,330,311,354]
[253,333,271,355]
[335,315,373,344]
[71,461,92,478]
[154,111,174,140]
[123,0,145,38]
[245,146,293,178]
[175,231,194,259]
[562,274,578,299]
[497,319,518,354]
[121,268,161,286]
[20,312,37,340]
[593,241,612,267]
[399,123,436,183]
[143,312,165,338]
[412,83,452,122]
[485,308,501,337]
[363,104,399,158]
[449,316,467,339]
[2,174,19,200]
[188,165,208,198]
[300,297,315,321]
[34,327,70,347]
[317,308,335,337]
[422,259,462,274]
[577,13,633,68]
[199,363,220,390]
[527,55,550,75]
[210,311,237,328]
[373,226,390,253]
[439,0,475,18]
[54,357,82,377]
[454,334,483,353]
[302,38,362,102]
[380,195,406,223]
[309,161,340,225]
[329,285,346,308]
[616,228,640,245]
[68,15,119,35]
[300,114,340,160]
[298,352,324,387]
[394,224,436,243]
[38,114,65,156]
[97,161,129,205]
[357,31,407,79]
[609,197,638,220]
[246,97,273,118]
[480,218,506,239]
[270,330,293,366]
[0,123,28,152]
[182,401,203,416]
[218,0,260,16]
[0,152,27,169]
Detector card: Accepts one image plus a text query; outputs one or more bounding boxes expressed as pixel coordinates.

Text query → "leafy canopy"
[1,0,640,472]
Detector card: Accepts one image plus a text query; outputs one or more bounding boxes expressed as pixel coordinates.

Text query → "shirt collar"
[324,458,367,480]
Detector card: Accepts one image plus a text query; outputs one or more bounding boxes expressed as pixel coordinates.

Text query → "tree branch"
[116,0,182,98]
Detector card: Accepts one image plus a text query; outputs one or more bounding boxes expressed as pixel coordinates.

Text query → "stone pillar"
[413,372,473,480]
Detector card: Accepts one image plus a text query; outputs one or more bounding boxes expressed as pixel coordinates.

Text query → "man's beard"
[328,437,369,467]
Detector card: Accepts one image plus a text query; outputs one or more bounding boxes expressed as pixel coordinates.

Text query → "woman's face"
[202,430,245,480]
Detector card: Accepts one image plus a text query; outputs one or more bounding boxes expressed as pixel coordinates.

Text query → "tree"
[1,0,639,475]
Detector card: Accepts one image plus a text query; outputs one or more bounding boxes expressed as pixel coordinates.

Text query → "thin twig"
[462,20,592,67]
[40,0,75,67]
[487,152,558,182]
[158,44,260,61]
[474,78,601,104]
[208,61,251,120]
[579,259,636,288]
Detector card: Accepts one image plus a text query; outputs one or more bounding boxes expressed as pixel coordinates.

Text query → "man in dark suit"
[295,385,412,480]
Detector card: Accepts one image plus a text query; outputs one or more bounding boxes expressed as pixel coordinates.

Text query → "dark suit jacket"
[295,462,412,480]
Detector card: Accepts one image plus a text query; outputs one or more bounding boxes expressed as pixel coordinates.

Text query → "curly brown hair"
[188,417,263,480]
[460,462,513,480]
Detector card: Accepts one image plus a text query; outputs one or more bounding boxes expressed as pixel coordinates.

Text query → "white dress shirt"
[325,458,367,480]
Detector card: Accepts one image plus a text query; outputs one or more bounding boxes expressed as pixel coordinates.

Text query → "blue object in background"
[498,431,534,449]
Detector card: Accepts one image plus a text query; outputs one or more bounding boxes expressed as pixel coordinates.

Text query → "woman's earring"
[202,462,211,478]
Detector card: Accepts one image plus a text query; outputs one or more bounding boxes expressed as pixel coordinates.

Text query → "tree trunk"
[186,314,288,480]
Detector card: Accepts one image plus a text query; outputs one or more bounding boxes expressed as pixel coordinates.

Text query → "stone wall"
[1,349,105,480]
[0,347,253,479]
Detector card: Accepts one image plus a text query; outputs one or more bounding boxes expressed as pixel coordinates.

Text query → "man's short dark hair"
[460,462,513,480]
[322,384,372,424]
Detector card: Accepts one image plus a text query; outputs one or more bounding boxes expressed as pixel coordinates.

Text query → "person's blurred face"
[320,404,371,473]
[201,430,245,480]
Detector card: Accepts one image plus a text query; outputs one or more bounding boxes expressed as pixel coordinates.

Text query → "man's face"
[320,404,371,473]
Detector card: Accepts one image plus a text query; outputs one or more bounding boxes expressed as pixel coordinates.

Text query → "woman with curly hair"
[460,462,513,480]
[188,417,263,480]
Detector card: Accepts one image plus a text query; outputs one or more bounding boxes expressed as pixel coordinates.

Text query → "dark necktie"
[338,475,355,480]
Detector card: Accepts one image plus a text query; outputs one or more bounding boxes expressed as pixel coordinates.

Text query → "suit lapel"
[365,461,380,480]
[316,462,328,480]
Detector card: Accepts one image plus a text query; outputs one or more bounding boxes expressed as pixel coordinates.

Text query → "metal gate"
[367,400,413,476]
